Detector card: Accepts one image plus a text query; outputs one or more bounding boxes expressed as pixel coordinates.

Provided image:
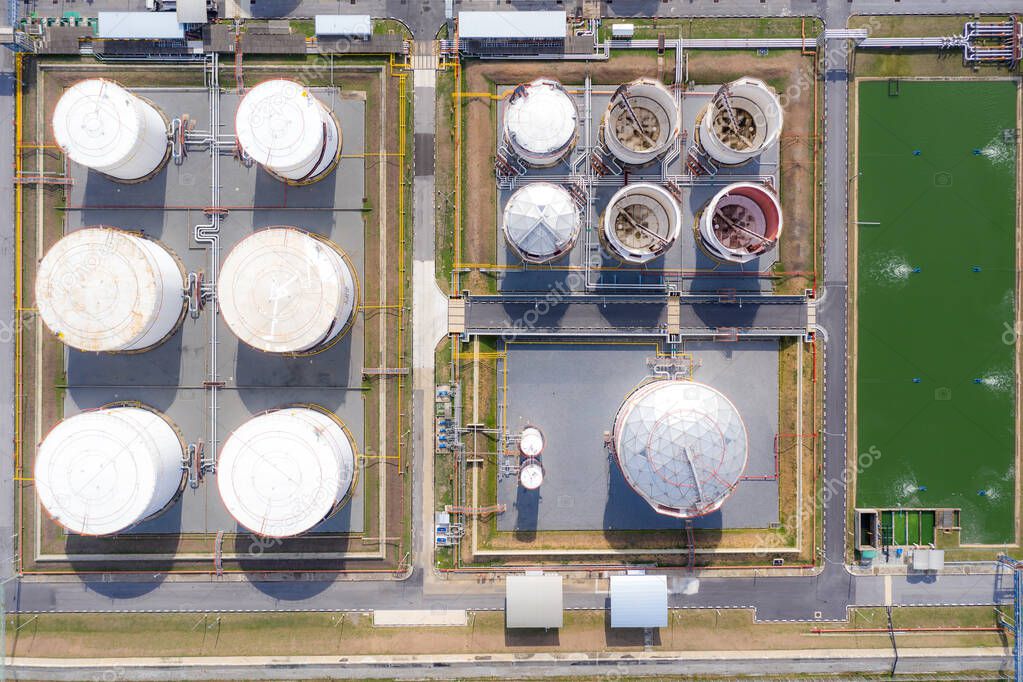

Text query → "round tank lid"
[519,427,544,457]
[35,227,177,352]
[235,79,328,172]
[505,81,578,156]
[519,462,544,490]
[35,409,175,536]
[52,79,156,170]
[218,228,355,353]
[504,183,579,260]
[217,408,356,537]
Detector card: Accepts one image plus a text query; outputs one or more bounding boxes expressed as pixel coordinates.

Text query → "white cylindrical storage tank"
[518,426,545,457]
[602,79,680,166]
[602,183,681,264]
[235,79,342,184]
[519,458,544,490]
[698,77,783,166]
[36,227,186,353]
[217,407,357,538]
[503,183,580,264]
[698,182,783,264]
[52,79,169,182]
[503,78,578,167]
[610,380,748,518]
[218,227,358,354]
[35,406,185,536]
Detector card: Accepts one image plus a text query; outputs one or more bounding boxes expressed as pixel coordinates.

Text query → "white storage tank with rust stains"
[518,426,545,457]
[217,407,357,538]
[698,182,783,264]
[35,406,185,536]
[503,182,580,264]
[52,78,170,182]
[234,79,342,184]
[602,78,680,166]
[503,78,578,167]
[698,77,783,166]
[601,183,681,263]
[218,227,358,354]
[35,227,186,353]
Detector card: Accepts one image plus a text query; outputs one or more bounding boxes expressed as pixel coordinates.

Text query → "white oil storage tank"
[518,426,545,457]
[35,406,185,536]
[35,227,186,353]
[218,227,358,354]
[503,182,580,264]
[503,78,578,167]
[217,407,357,538]
[698,77,783,166]
[235,79,342,184]
[52,79,170,182]
[602,79,680,166]
[602,183,681,263]
[698,182,783,264]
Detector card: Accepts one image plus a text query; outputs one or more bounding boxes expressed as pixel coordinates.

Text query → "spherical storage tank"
[610,380,748,518]
[503,79,578,167]
[35,407,185,535]
[217,407,357,537]
[602,183,681,263]
[503,183,580,264]
[35,227,186,353]
[602,79,680,166]
[698,182,783,264]
[218,227,358,354]
[235,79,341,184]
[698,77,783,166]
[52,79,170,182]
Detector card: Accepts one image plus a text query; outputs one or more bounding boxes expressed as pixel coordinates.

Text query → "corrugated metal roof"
[610,575,668,628]
[176,0,207,25]
[457,11,566,40]
[97,12,184,39]
[505,575,563,628]
[315,15,372,37]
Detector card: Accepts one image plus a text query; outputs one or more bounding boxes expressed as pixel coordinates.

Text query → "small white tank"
[36,227,186,353]
[35,406,185,536]
[518,426,545,457]
[52,79,169,182]
[602,183,681,263]
[519,458,544,490]
[698,77,783,166]
[698,182,783,264]
[503,183,580,264]
[503,78,578,167]
[235,79,342,184]
[217,407,357,538]
[218,227,358,354]
[602,79,680,166]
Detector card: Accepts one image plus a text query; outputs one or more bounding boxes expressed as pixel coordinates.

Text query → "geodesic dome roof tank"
[217,407,357,538]
[35,406,185,536]
[698,182,783,264]
[235,79,341,184]
[602,79,680,166]
[35,227,186,353]
[218,227,358,354]
[52,78,170,182]
[698,77,783,166]
[602,183,681,263]
[610,380,748,518]
[503,182,581,263]
[503,78,578,167]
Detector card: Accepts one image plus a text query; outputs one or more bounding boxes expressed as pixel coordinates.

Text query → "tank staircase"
[495,145,525,190]
[685,144,717,177]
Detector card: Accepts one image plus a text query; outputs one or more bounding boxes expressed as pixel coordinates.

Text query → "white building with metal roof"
[505,574,563,629]
[97,12,185,40]
[610,575,668,628]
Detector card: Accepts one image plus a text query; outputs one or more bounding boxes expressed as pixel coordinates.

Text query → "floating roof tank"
[235,79,342,184]
[698,182,783,264]
[503,183,580,263]
[698,77,783,166]
[602,79,680,166]
[218,227,358,354]
[503,78,578,167]
[602,183,681,263]
[610,380,748,519]
[217,407,357,538]
[35,227,186,353]
[35,406,185,536]
[52,78,170,182]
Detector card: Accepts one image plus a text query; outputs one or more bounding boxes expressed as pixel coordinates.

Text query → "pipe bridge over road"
[455,293,812,340]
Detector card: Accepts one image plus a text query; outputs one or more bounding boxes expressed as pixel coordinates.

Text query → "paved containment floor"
[497,341,778,532]
[855,79,1018,544]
